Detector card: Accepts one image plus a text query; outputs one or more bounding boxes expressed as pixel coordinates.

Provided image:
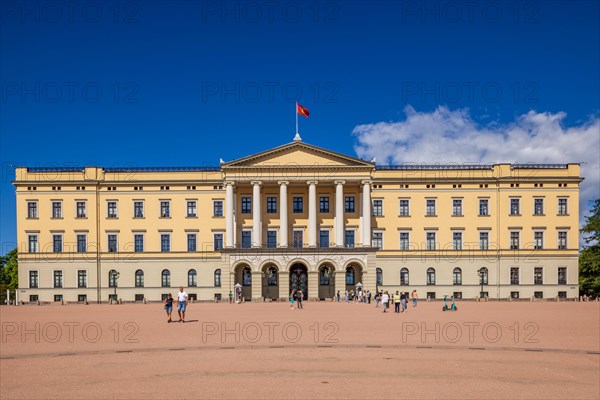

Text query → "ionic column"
[362,180,372,247]
[252,181,262,247]
[307,180,318,247]
[335,180,345,247]
[225,181,235,248]
[278,181,289,247]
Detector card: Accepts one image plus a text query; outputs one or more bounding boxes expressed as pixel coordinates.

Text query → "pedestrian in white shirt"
[177,287,188,323]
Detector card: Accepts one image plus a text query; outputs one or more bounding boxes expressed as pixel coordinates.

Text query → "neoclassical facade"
[13,138,582,302]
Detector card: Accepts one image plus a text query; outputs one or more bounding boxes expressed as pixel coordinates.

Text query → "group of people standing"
[289,289,304,309]
[376,290,418,313]
[335,289,372,304]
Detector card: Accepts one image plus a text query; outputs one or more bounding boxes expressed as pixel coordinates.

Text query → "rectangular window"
[534,198,544,215]
[510,232,520,250]
[78,270,87,288]
[77,234,87,253]
[452,232,462,250]
[187,234,197,252]
[479,199,489,216]
[534,231,544,250]
[160,201,170,218]
[452,199,462,216]
[107,201,118,218]
[345,196,355,213]
[426,232,436,250]
[427,292,436,300]
[426,199,436,216]
[53,234,62,253]
[558,198,568,215]
[453,292,463,300]
[319,196,329,213]
[187,201,197,217]
[27,201,38,218]
[76,201,87,218]
[54,295,63,302]
[134,201,144,218]
[241,231,252,249]
[52,201,62,218]
[134,234,144,252]
[266,197,277,214]
[511,291,519,299]
[29,271,38,288]
[558,291,567,299]
[558,231,567,249]
[479,232,489,250]
[372,199,383,216]
[293,196,303,213]
[78,294,87,302]
[510,198,520,215]
[534,291,543,299]
[510,267,519,285]
[161,234,171,252]
[241,197,252,214]
[372,232,383,249]
[344,230,355,248]
[534,267,543,285]
[558,267,567,285]
[28,235,38,253]
[399,199,410,216]
[319,230,329,248]
[267,231,277,248]
[400,232,410,251]
[214,233,223,250]
[213,200,223,217]
[108,234,118,253]
[293,231,303,248]
[54,270,63,288]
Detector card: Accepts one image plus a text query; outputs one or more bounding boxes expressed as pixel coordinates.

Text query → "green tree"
[0,247,19,289]
[579,199,600,296]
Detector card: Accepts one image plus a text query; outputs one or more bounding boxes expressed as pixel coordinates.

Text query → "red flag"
[296,103,310,118]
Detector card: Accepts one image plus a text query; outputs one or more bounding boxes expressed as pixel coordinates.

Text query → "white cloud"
[353,106,600,235]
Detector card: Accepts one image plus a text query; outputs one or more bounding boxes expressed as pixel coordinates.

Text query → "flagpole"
[295,102,298,134]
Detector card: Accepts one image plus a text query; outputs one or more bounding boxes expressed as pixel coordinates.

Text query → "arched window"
[267,266,278,286]
[320,266,331,285]
[188,269,197,287]
[376,268,383,286]
[453,268,462,285]
[135,270,144,288]
[345,267,355,285]
[242,267,252,286]
[426,268,436,285]
[214,269,221,287]
[400,268,409,285]
[479,267,488,285]
[108,270,118,288]
[161,269,170,287]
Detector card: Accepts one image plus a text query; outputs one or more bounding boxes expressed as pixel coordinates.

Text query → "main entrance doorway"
[289,263,308,300]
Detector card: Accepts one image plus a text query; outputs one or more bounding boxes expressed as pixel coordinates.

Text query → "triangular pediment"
[222,141,374,168]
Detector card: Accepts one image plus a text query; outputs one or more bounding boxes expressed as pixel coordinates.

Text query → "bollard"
[143,298,146,304]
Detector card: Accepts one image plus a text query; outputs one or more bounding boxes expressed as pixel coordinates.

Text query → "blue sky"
[1,0,599,254]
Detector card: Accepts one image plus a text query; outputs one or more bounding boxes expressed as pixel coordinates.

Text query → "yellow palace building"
[13,137,583,303]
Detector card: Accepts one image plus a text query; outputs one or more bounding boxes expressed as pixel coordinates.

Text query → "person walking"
[382,291,390,313]
[336,290,341,302]
[367,291,372,304]
[345,290,349,303]
[400,291,408,313]
[412,290,418,307]
[290,290,296,309]
[375,291,380,308]
[297,290,304,309]
[229,290,233,304]
[177,287,188,323]
[394,291,401,313]
[164,293,174,323]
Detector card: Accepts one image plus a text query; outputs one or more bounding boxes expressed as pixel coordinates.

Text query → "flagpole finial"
[293,133,302,141]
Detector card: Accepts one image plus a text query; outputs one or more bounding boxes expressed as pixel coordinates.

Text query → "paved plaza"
[1,301,599,399]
